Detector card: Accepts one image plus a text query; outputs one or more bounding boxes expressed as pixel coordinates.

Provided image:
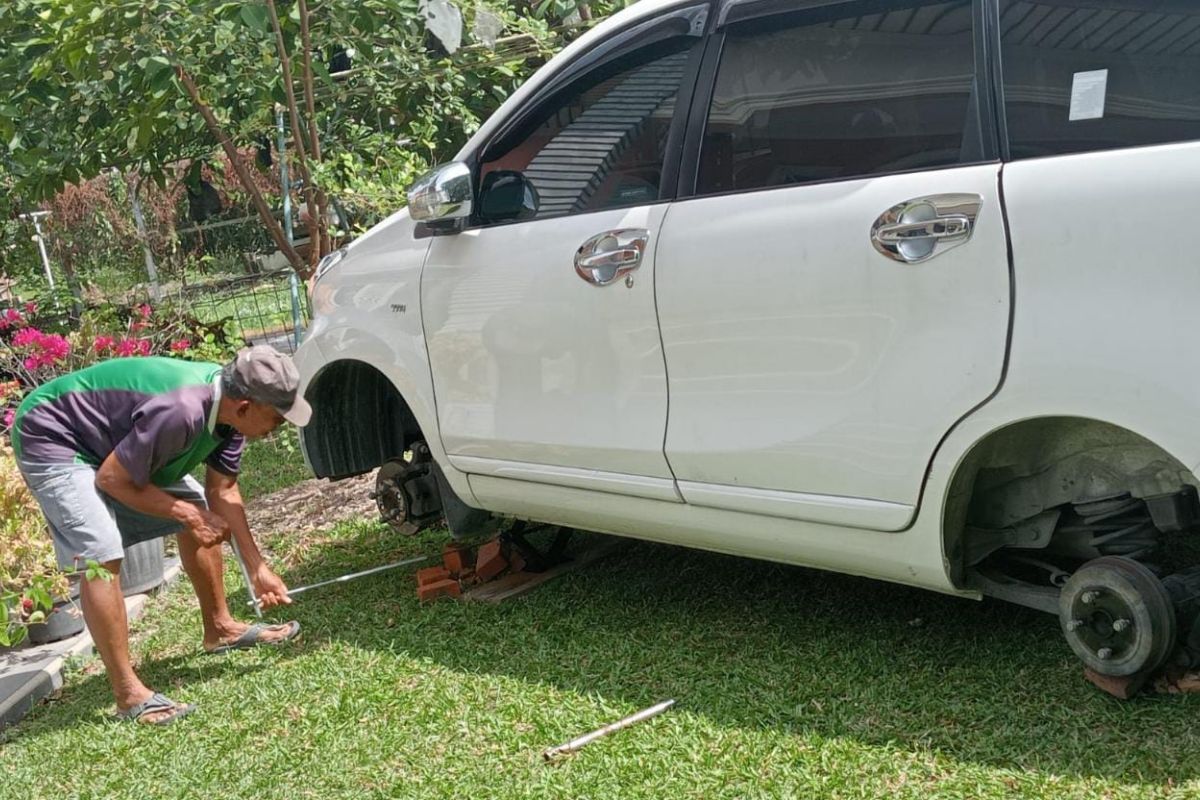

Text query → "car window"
[478,42,694,223]
[999,0,1200,159]
[696,0,980,196]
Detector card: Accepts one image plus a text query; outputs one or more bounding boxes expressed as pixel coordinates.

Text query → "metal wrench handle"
[228,535,262,618]
[245,554,430,606]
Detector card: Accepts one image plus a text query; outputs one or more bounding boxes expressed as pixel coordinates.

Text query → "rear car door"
[656,0,1011,530]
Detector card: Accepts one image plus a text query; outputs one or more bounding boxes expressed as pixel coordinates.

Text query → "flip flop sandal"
[205,620,301,655]
[113,692,195,725]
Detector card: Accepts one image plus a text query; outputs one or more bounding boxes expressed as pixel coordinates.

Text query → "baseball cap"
[224,345,312,427]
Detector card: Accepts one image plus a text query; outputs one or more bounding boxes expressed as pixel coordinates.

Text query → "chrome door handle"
[575,229,648,287]
[871,194,982,264]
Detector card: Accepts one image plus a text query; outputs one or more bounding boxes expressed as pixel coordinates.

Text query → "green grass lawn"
[186,430,310,505]
[229,429,312,503]
[3,479,1200,797]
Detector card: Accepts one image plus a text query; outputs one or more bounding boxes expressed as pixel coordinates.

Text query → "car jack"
[500,520,574,573]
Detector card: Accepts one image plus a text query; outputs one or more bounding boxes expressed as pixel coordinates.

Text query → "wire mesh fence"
[164,269,311,354]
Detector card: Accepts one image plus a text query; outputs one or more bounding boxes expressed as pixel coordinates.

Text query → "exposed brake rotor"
[370,443,443,535]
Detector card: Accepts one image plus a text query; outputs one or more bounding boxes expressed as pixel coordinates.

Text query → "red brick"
[417,578,462,602]
[475,538,508,582]
[442,543,473,576]
[509,550,527,574]
[1083,668,1146,700]
[416,566,451,587]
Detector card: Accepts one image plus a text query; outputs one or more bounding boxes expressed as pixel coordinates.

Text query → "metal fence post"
[288,270,304,350]
[277,107,294,247]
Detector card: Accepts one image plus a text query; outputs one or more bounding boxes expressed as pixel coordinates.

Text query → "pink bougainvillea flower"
[23,301,37,315]
[169,339,191,353]
[115,338,138,357]
[12,328,70,370]
[130,321,147,332]
[3,408,14,429]
[93,335,115,353]
[137,339,152,356]
[136,304,152,320]
[11,327,40,348]
[43,333,69,361]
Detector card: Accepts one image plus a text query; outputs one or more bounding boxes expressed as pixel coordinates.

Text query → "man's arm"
[205,466,292,608]
[96,454,228,547]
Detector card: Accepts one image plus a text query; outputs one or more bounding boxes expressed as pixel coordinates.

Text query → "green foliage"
[0,0,581,204]
[0,443,64,647]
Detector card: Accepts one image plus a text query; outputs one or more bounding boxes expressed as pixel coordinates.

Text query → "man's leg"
[115,476,294,650]
[16,461,182,722]
[176,525,297,651]
[176,528,248,650]
[77,559,177,721]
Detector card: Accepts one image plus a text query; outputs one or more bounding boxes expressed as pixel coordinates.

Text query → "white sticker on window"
[1069,69,1108,121]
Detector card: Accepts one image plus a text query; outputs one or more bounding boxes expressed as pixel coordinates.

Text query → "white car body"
[296,0,1200,633]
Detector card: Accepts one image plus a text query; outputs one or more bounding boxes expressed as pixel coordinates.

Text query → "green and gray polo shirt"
[12,357,244,487]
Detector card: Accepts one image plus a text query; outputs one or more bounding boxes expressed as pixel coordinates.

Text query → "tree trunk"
[176,68,308,277]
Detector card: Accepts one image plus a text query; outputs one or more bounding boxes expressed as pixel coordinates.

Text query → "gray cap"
[224,345,312,427]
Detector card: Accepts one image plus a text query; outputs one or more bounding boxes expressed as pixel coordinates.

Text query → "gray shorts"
[16,459,208,569]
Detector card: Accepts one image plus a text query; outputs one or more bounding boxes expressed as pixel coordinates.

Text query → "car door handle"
[873,216,971,245]
[575,229,648,287]
[870,194,982,264]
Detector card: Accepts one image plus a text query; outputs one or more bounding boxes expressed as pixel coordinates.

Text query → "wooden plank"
[464,536,625,604]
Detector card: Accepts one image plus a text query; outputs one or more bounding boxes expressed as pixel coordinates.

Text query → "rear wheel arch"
[940,417,1197,589]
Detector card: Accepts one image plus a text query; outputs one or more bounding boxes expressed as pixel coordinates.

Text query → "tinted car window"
[697,0,979,195]
[1000,1,1200,159]
[479,44,692,222]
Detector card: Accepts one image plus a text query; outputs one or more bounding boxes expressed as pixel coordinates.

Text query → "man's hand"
[252,565,292,609]
[183,507,231,548]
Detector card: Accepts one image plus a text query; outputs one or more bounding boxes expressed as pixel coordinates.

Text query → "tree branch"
[176,67,308,276]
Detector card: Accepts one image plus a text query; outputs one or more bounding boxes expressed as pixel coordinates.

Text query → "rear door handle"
[575,229,648,287]
[871,194,982,264]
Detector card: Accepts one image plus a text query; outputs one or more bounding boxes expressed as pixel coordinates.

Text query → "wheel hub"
[1065,592,1136,663]
[1059,556,1177,677]
[370,445,442,535]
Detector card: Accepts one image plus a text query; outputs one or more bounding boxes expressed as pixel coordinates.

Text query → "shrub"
[0,443,63,647]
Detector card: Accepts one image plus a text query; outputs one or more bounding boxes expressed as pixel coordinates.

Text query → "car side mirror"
[407,162,473,230]
[479,170,539,223]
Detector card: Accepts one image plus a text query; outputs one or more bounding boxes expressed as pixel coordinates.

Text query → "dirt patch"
[245,470,380,539]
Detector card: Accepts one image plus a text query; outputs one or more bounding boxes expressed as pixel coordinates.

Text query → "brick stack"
[415,538,517,601]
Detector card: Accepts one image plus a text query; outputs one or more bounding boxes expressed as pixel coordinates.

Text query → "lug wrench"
[244,554,431,607]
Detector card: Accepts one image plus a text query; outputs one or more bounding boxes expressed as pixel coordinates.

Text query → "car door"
[421,22,704,499]
[656,0,1011,530]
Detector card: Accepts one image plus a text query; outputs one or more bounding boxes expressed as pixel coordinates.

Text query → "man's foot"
[114,691,195,725]
[204,621,301,654]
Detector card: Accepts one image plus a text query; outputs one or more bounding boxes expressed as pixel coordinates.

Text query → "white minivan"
[296,0,1200,682]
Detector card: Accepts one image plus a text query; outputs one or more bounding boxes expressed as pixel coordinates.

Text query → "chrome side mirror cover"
[407,162,474,224]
